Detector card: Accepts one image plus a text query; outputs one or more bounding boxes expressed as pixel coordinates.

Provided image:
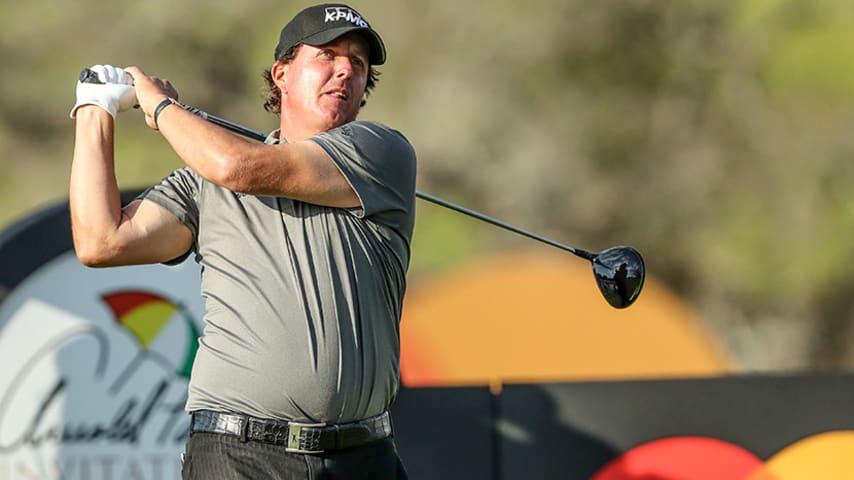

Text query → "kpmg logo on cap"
[324,6,369,28]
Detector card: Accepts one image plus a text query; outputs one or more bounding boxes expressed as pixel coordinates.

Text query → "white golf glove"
[70,64,138,119]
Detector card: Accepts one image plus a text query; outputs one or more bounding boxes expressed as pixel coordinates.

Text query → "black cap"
[274,4,386,65]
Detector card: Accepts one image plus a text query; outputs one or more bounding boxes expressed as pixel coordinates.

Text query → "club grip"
[78,67,104,84]
[177,103,209,121]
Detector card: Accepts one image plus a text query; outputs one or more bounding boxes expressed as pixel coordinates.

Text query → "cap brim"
[302,26,386,66]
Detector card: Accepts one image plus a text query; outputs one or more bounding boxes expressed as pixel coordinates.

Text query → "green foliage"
[410,199,482,276]
[764,27,854,102]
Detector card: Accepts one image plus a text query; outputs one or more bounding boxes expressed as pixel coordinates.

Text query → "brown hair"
[262,44,381,114]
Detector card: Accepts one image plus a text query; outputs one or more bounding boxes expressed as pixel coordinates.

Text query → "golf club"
[78,68,645,308]
[189,107,645,309]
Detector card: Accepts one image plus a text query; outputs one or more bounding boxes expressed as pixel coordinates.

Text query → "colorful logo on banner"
[591,432,854,479]
[0,252,204,480]
[103,291,200,393]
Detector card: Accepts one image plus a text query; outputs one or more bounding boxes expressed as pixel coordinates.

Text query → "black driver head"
[591,246,645,309]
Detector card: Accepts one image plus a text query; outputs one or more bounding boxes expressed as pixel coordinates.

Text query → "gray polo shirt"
[140,121,416,423]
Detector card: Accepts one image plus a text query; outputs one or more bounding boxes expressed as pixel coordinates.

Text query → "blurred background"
[4,0,854,375]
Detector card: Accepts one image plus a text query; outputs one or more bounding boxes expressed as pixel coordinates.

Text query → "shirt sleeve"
[136,166,202,264]
[310,121,417,238]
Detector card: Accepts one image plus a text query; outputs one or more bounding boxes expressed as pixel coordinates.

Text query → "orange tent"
[400,250,729,388]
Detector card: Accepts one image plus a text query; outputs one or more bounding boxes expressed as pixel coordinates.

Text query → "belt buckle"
[286,422,326,454]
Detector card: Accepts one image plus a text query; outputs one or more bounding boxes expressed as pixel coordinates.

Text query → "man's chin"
[322,112,358,130]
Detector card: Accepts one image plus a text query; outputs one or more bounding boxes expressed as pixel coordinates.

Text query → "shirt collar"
[265,129,286,145]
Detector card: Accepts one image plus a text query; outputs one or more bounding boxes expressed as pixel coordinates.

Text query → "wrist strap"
[153,97,179,129]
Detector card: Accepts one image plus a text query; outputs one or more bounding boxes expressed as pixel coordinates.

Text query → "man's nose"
[335,57,353,79]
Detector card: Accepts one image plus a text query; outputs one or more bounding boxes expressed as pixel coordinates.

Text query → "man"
[70,4,415,479]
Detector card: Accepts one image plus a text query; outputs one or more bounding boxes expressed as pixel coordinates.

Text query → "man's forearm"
[69,107,123,264]
[155,103,256,188]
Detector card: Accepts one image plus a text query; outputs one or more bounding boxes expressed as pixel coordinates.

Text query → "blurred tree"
[3,0,854,372]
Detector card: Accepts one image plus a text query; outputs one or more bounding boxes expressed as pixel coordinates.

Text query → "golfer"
[69,3,415,479]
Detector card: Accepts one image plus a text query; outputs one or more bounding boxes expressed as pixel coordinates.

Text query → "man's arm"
[124,66,359,208]
[70,106,193,267]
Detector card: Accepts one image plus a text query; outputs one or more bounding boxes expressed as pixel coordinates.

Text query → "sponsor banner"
[0,196,203,480]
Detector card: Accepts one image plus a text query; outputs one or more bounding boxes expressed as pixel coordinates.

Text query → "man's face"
[276,32,370,133]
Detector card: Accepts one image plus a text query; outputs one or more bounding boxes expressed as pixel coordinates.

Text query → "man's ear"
[271,61,288,93]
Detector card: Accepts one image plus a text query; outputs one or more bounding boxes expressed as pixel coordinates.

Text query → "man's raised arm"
[69,65,192,267]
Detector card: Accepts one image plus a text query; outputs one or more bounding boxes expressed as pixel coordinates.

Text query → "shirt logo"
[324,7,369,28]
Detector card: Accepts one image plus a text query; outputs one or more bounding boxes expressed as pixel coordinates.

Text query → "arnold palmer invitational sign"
[0,194,203,480]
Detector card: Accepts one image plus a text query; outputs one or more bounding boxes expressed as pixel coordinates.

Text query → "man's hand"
[124,66,179,130]
[70,65,137,119]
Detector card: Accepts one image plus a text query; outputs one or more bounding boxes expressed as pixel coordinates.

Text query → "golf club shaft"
[180,105,266,142]
[177,103,594,261]
[414,191,592,260]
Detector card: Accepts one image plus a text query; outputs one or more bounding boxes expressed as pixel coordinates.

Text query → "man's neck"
[278,116,327,142]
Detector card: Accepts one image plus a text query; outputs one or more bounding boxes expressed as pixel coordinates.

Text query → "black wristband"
[153,97,178,129]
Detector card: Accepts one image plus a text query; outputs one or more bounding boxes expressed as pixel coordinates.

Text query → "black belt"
[190,410,392,454]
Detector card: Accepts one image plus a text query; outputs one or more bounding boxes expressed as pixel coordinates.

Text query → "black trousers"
[181,432,408,480]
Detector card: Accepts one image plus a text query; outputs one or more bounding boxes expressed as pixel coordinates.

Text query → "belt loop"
[188,412,196,437]
[386,412,393,437]
[240,415,249,443]
[333,424,343,450]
